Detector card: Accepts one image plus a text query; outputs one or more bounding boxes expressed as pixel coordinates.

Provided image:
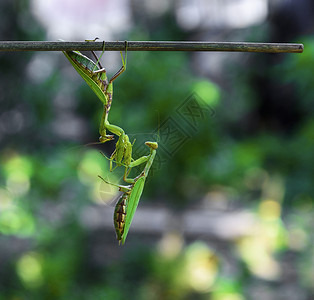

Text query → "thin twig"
[0,41,304,53]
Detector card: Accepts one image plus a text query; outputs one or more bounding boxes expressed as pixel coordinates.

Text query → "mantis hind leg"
[91,40,106,70]
[98,175,131,193]
[91,51,104,70]
[90,40,127,82]
[109,40,128,83]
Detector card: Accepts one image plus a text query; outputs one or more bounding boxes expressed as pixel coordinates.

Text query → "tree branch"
[0,41,304,53]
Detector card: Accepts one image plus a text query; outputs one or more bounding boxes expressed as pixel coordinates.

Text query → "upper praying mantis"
[62,40,127,143]
[62,40,137,171]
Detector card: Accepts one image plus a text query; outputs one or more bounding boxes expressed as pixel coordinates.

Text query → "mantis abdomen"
[114,193,129,243]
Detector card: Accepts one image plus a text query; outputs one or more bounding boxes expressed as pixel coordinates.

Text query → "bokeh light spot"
[157,232,183,259]
[0,187,13,209]
[0,208,35,236]
[193,80,220,107]
[259,199,281,221]
[3,154,33,196]
[77,150,105,185]
[183,242,218,292]
[16,252,43,289]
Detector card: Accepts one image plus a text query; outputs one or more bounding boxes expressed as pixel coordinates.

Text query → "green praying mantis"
[62,41,127,143]
[99,140,158,245]
[62,41,137,173]
[62,40,159,244]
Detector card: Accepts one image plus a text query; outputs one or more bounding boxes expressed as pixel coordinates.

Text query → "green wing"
[62,51,108,105]
[121,176,145,244]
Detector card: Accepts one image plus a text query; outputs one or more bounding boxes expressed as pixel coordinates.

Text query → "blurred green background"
[0,0,313,299]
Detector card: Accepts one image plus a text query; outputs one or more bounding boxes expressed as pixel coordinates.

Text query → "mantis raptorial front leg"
[99,130,137,172]
[109,133,136,171]
[99,141,158,244]
[100,138,156,180]
[121,141,158,183]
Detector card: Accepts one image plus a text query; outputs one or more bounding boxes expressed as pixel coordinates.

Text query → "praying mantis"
[63,40,159,244]
[99,141,158,245]
[62,41,128,143]
[62,41,137,172]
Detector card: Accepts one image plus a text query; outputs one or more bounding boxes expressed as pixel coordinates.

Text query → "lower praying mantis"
[62,40,127,143]
[99,140,158,245]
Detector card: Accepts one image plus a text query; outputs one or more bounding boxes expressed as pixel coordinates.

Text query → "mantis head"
[99,135,115,143]
[145,141,158,150]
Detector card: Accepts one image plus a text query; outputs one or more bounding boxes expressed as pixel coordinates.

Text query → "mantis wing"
[62,51,108,105]
[121,176,146,245]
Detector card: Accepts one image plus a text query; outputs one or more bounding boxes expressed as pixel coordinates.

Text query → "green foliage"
[0,2,313,299]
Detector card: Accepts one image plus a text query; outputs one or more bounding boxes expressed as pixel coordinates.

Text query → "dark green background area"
[0,1,313,299]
